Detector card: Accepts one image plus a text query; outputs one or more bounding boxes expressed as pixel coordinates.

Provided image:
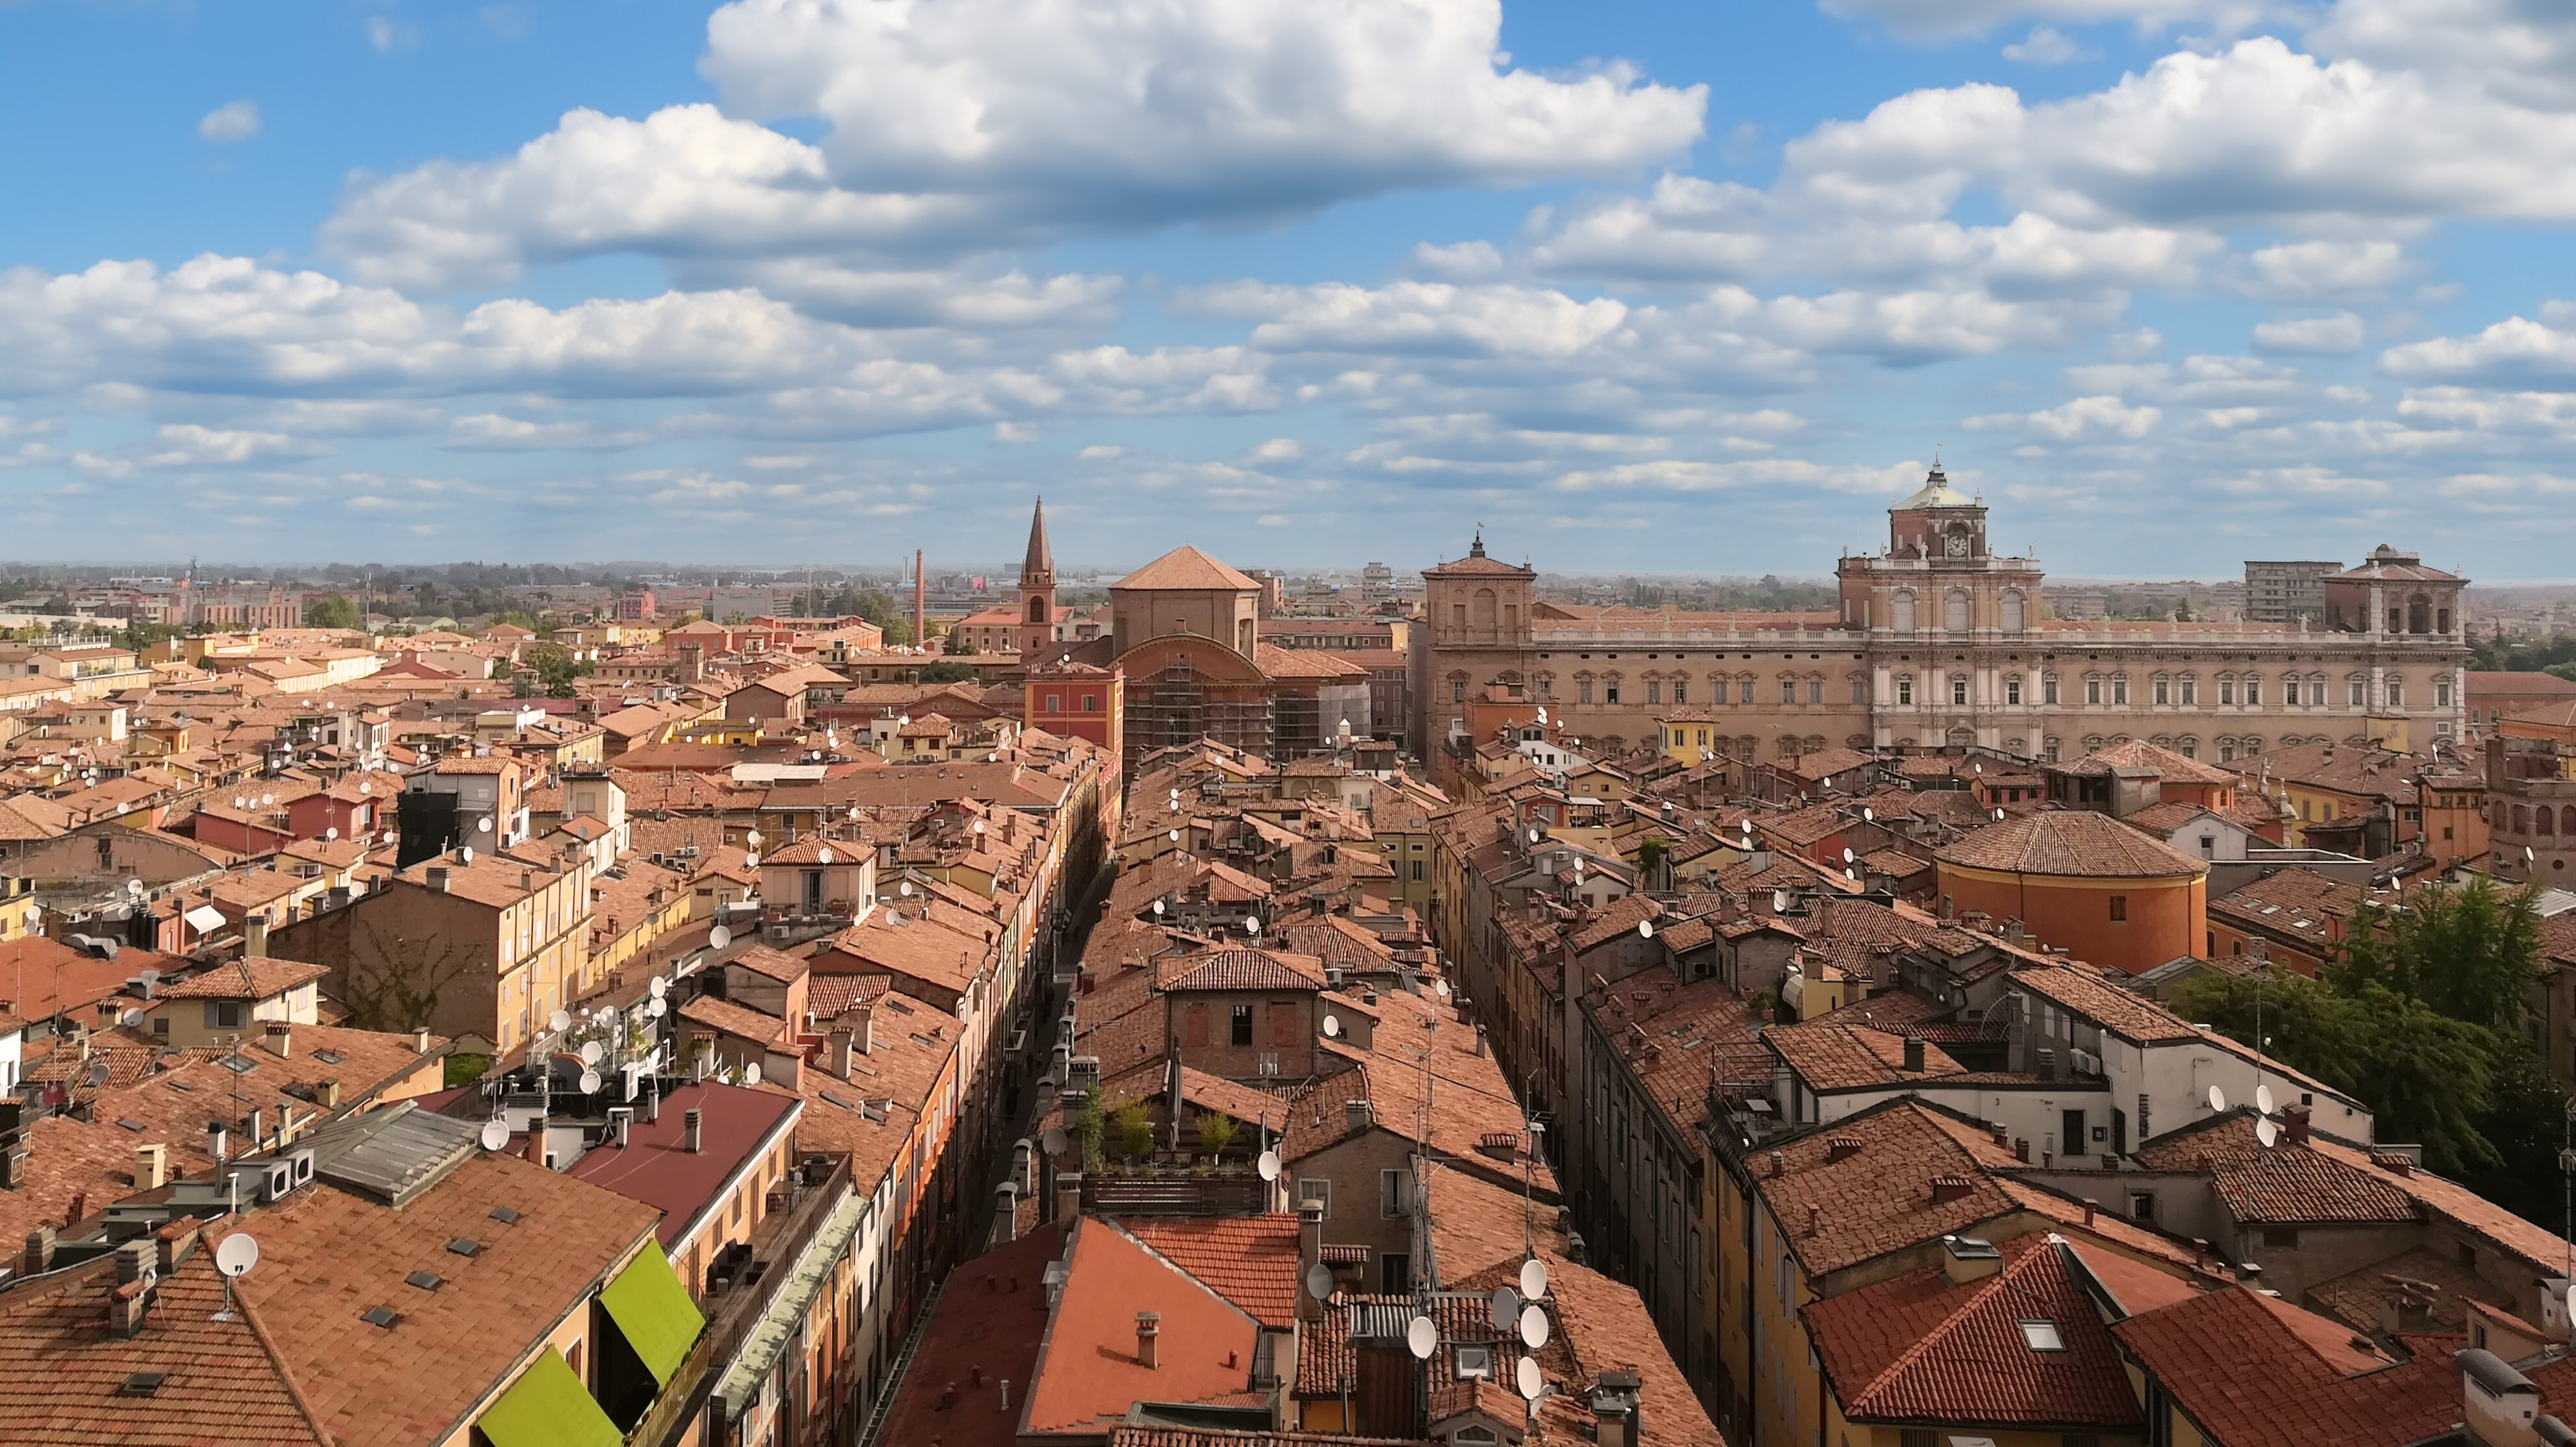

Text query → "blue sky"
[3,0,2573,579]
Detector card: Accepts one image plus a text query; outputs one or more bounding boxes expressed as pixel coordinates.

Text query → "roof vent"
[405,1271,442,1291]
[445,1238,481,1257]
[118,1372,166,1398]
[360,1306,401,1329]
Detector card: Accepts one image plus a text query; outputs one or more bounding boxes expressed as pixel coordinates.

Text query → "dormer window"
[1455,1344,1492,1379]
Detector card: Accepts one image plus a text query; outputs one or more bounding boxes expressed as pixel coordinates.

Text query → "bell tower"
[1017,496,1057,657]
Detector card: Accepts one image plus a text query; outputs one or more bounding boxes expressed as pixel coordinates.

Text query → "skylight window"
[2019,1319,2066,1352]
[446,1238,482,1257]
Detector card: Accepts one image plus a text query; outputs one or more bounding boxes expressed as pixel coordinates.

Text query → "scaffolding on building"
[1125,655,1271,766]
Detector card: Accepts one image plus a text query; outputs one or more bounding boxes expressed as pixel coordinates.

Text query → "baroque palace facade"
[1407,468,2470,765]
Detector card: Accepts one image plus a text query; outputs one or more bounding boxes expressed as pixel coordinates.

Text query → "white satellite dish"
[1042,1126,1071,1156]
[2207,1085,2226,1113]
[646,998,666,1018]
[2255,1083,2276,1116]
[479,1118,509,1151]
[23,905,39,928]
[477,816,492,833]
[550,1009,572,1033]
[581,1040,605,1066]
[358,781,371,795]
[1994,808,2007,821]
[1245,916,1262,937]
[1516,1355,1544,1402]
[973,820,986,835]
[579,1068,603,1093]
[744,1061,763,1086]
[1637,920,1654,940]
[708,924,733,950]
[1405,1316,1437,1360]
[1842,847,1855,864]
[1258,1150,1282,1182]
[1305,1262,1335,1302]
[1168,828,1181,843]
[1772,888,1791,913]
[326,827,340,842]
[744,854,760,868]
[900,880,916,898]
[818,848,835,865]
[1322,1015,1342,1039]
[213,1233,260,1278]
[460,846,474,864]
[1435,979,1452,1000]
[1490,1286,1519,1333]
[746,829,764,847]
[2256,1117,2279,1148]
[648,975,668,999]
[1529,828,1541,844]
[1519,1257,1548,1300]
[1151,900,1164,916]
[1519,1303,1550,1350]
[1863,807,1874,822]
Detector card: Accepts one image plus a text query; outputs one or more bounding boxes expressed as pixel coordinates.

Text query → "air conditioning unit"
[2071,1048,2103,1077]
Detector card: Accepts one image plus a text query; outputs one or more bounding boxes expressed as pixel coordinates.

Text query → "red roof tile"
[1937,810,2208,879]
[1116,1215,1302,1327]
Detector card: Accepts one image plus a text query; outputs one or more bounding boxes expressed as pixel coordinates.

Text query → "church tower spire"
[1017,496,1057,657]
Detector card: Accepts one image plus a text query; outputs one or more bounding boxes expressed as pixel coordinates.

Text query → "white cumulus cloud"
[198,101,262,144]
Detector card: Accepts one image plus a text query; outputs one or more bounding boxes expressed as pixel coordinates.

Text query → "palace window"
[2348,677,2367,709]
[2085,675,2103,706]
[2435,679,2451,708]
[2006,676,2023,705]
[1673,680,1687,705]
[1951,677,1970,706]
[1808,679,1825,703]
[2042,674,2060,705]
[1739,679,1755,705]
[2153,674,2170,707]
[2111,674,2130,706]
[2242,675,2261,707]
[1851,676,1869,705]
[1896,676,1914,706]
[2179,674,2197,706]
[1645,679,1662,705]
[2386,678,2404,707]
[1782,679,1797,705]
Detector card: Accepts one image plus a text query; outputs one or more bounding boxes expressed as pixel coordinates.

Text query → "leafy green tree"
[944,631,979,656]
[918,661,977,685]
[304,594,362,629]
[516,641,588,698]
[487,609,543,633]
[1195,1110,1238,1161]
[1113,1101,1156,1163]
[1075,1090,1106,1174]
[2339,876,2543,1031]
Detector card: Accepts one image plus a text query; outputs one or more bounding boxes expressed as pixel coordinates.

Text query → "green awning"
[600,1238,705,1387]
[477,1346,621,1447]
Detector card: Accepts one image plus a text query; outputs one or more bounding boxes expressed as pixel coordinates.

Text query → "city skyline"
[5,0,2576,575]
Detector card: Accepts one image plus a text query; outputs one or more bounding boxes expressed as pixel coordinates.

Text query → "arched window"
[1805,734,1827,753]
[2408,594,2431,634]
[2151,735,2173,749]
[1737,735,1758,759]
[2242,736,2262,755]
[2005,736,2026,755]
[2538,807,2556,837]
[1027,596,1047,623]
[2001,590,2026,633]
[1891,590,1917,633]
[2083,735,2105,751]
[2218,737,2237,762]
[2516,804,2531,834]
[2177,737,2198,758]
[1945,590,1971,634]
[1472,588,1497,628]
[2563,805,2576,835]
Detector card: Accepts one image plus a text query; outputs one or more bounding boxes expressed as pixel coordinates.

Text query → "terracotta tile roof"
[2052,738,2236,785]
[1766,1020,1966,1091]
[803,972,888,1020]
[721,943,809,983]
[1156,948,1327,994]
[1116,1215,1302,1327]
[0,1239,333,1446]
[1769,748,1879,783]
[1805,1236,2192,1430]
[1568,893,1662,953]
[2210,866,2365,944]
[155,955,330,1000]
[2133,1113,2416,1225]
[877,1225,1063,1447]
[2238,742,2427,805]
[1022,1216,1261,1435]
[236,1145,664,1447]
[2007,966,2203,1043]
[1115,545,1262,592]
[1110,1429,1419,1446]
[1936,809,2208,879]
[2112,1287,2576,1447]
[1750,1100,2023,1279]
[2120,800,2221,836]
[677,993,788,1046]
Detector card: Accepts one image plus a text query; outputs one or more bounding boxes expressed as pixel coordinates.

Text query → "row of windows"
[1888,671,2451,711]
[2499,803,2576,836]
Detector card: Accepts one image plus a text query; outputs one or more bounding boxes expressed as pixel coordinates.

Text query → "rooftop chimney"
[683,1108,704,1154]
[610,1108,632,1150]
[243,916,269,958]
[264,1022,292,1059]
[135,1144,168,1191]
[995,1182,1018,1243]
[425,867,450,893]
[855,1003,875,1055]
[1056,1171,1082,1225]
[1135,1312,1161,1369]
[1825,1136,1862,1164]
[2284,1102,2312,1144]
[1590,1368,1644,1447]
[1931,1175,1977,1206]
[525,1114,549,1167]
[155,1215,201,1274]
[830,1029,856,1079]
[206,1120,228,1164]
[2460,1348,2544,1447]
[1902,1036,1925,1074]
[1941,1234,2003,1286]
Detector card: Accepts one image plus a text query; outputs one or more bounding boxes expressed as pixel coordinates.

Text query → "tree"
[944,631,979,656]
[1077,1090,1107,1174]
[1113,1101,1156,1163]
[2339,876,2543,1031]
[487,609,543,633]
[1195,1109,1238,1161]
[305,594,362,629]
[516,641,588,698]
[918,661,977,684]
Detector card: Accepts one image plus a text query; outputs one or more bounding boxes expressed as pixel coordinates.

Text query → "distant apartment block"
[2244,559,2342,623]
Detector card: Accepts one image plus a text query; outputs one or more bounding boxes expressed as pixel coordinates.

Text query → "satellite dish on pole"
[1519,1257,1548,1301]
[746,830,764,848]
[1519,1303,1551,1350]
[1244,916,1261,937]
[479,1118,509,1151]
[818,848,835,866]
[2207,1085,2226,1113]
[2255,1083,2275,1116]
[645,998,666,1018]
[1863,806,1874,822]
[1516,1355,1544,1402]
[579,1068,603,1094]
[1042,1127,1069,1156]
[649,975,668,999]
[1435,979,1452,1001]
[744,853,760,868]
[326,827,339,842]
[2255,1117,2280,1148]
[1405,1316,1437,1361]
[549,1009,571,1034]
[1168,828,1181,844]
[1490,1287,1519,1333]
[1258,1150,1282,1182]
[1637,920,1653,940]
[1842,847,1855,864]
[581,1041,605,1066]
[744,1061,763,1087]
[214,1233,260,1278]
[477,816,492,833]
[1322,1015,1342,1039]
[1305,1263,1334,1303]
